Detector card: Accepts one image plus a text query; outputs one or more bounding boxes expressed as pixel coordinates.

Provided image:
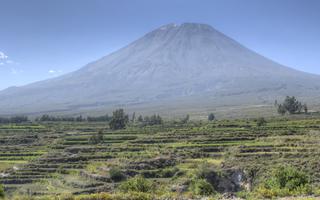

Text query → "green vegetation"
[208,113,215,121]
[191,178,215,196]
[181,114,190,124]
[88,130,104,144]
[119,176,154,193]
[0,116,28,123]
[256,166,312,198]
[277,96,308,115]
[256,117,267,127]
[37,114,112,122]
[0,184,4,199]
[1,110,320,199]
[109,167,125,182]
[109,109,129,130]
[140,114,163,126]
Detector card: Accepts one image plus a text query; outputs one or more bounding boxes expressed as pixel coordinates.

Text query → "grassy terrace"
[0,117,320,199]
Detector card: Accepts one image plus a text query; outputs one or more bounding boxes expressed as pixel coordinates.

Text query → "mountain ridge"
[0,22,319,116]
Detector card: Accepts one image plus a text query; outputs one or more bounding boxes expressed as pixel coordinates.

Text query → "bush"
[74,193,112,200]
[113,192,152,200]
[257,166,312,198]
[0,184,4,199]
[195,162,219,184]
[109,167,126,182]
[88,130,104,144]
[74,192,149,200]
[119,176,154,193]
[191,178,215,196]
[266,166,309,191]
[160,167,179,178]
[256,117,267,127]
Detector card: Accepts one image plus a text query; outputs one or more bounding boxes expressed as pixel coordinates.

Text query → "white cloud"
[0,52,8,60]
[0,52,19,67]
[48,69,63,75]
[10,68,23,74]
[0,52,22,75]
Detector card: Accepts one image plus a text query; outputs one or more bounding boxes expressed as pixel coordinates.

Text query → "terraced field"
[1,117,320,199]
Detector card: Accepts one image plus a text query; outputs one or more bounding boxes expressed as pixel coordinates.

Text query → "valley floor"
[1,116,320,199]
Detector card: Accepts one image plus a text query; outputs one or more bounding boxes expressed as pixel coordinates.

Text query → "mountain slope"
[0,23,319,115]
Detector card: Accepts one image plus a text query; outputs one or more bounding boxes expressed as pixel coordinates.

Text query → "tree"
[0,116,29,123]
[109,109,129,130]
[143,114,163,126]
[144,116,150,124]
[87,114,111,122]
[131,112,136,123]
[88,130,104,144]
[277,96,307,115]
[303,104,308,114]
[76,115,83,122]
[283,96,301,114]
[277,104,286,115]
[181,114,190,124]
[137,115,143,122]
[256,117,267,127]
[208,113,215,121]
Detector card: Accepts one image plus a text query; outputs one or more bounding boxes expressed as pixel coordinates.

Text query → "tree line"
[0,116,28,123]
[35,114,112,122]
[1,96,308,126]
[275,96,308,115]
[109,109,164,130]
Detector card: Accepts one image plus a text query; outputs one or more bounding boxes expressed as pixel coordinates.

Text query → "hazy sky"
[0,0,319,90]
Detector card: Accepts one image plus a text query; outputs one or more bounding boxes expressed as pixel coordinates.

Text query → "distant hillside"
[0,23,320,116]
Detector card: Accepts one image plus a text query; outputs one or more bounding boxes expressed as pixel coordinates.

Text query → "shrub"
[191,178,215,196]
[88,130,104,144]
[195,162,219,184]
[256,117,267,127]
[109,167,126,182]
[119,176,154,193]
[74,193,112,200]
[0,184,4,199]
[265,166,309,191]
[113,192,152,200]
[160,167,179,178]
[257,166,312,198]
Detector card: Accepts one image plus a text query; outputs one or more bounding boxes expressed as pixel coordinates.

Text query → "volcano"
[0,23,319,115]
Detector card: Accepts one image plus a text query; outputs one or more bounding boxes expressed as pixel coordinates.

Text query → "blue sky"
[0,0,319,90]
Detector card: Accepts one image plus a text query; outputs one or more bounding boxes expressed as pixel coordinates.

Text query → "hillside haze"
[0,23,320,115]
